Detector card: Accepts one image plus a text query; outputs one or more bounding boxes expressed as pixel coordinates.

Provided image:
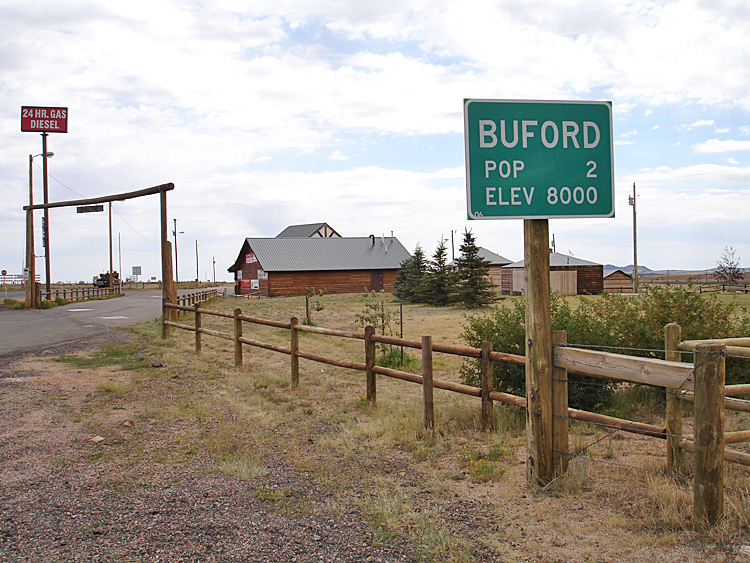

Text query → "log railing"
[41,286,119,302]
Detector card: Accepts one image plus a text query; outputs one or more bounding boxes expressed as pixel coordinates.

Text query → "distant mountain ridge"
[604,265,750,276]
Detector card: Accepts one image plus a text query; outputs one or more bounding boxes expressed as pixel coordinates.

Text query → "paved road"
[0,290,166,356]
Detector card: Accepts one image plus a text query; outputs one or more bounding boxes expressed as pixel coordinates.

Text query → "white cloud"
[693,139,750,153]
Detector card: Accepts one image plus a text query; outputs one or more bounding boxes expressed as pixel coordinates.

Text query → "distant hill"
[604,265,750,277]
[604,264,655,276]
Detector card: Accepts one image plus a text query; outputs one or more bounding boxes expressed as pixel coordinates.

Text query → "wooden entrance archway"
[22,183,176,310]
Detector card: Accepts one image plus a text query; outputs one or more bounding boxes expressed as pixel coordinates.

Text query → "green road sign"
[464,99,614,220]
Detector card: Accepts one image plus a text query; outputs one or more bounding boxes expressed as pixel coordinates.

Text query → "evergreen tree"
[394,245,428,302]
[421,238,458,306]
[455,228,496,308]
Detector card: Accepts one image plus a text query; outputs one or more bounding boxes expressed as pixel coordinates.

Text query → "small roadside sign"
[464,99,614,220]
[77,205,104,213]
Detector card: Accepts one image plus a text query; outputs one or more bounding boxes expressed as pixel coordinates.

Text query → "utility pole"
[172,218,183,285]
[212,256,216,284]
[195,239,199,282]
[25,155,36,308]
[629,182,638,293]
[108,202,113,289]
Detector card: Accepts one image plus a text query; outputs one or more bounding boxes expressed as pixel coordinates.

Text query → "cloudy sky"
[2,0,749,283]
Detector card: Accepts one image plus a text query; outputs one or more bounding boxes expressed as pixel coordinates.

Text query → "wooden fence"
[161,302,750,530]
[40,286,119,302]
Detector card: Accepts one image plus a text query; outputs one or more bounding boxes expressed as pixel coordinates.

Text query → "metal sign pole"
[42,133,51,295]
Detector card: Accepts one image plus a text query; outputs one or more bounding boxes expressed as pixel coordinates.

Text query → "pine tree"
[394,245,428,302]
[421,238,458,306]
[455,228,496,308]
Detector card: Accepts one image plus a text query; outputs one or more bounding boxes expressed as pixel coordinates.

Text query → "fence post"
[194,302,202,354]
[664,323,685,474]
[481,340,494,431]
[161,298,169,339]
[552,330,569,476]
[290,317,300,388]
[233,307,243,367]
[693,343,725,532]
[422,335,434,430]
[365,325,376,404]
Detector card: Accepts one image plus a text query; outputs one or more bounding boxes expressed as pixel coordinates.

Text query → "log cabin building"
[228,230,410,297]
[501,252,604,295]
[603,269,633,293]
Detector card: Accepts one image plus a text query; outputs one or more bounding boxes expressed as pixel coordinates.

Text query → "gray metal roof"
[276,223,330,238]
[504,252,601,269]
[477,247,512,266]
[240,236,410,272]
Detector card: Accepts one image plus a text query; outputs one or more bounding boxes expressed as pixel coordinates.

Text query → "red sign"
[21,106,68,133]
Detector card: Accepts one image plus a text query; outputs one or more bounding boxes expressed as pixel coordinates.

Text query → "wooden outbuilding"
[228,234,410,297]
[604,269,633,293]
[501,252,604,295]
[477,247,512,291]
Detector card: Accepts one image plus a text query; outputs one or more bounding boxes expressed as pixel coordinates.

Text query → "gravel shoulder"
[1,327,747,563]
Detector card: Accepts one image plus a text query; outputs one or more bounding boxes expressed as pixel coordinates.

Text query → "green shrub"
[2,299,25,310]
[377,347,419,370]
[460,293,617,412]
[460,284,750,412]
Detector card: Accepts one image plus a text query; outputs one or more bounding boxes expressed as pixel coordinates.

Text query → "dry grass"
[72,292,750,561]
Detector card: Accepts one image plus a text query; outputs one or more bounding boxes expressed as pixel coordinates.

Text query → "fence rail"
[161,302,748,463]
[41,286,119,302]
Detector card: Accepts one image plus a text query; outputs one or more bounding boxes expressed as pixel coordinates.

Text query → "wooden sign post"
[464,99,614,487]
[524,219,554,485]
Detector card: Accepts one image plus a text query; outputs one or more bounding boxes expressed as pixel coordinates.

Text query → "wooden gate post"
[233,307,243,367]
[481,340,494,431]
[290,317,300,388]
[552,330,569,476]
[161,298,169,339]
[664,323,685,474]
[194,302,202,354]
[693,343,725,532]
[422,335,434,430]
[524,219,554,486]
[365,325,376,404]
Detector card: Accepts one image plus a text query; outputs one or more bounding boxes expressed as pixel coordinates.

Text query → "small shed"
[501,252,604,295]
[604,269,633,293]
[477,247,512,291]
[228,235,410,297]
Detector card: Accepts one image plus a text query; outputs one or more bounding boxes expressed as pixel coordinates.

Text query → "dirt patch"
[0,345,413,562]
